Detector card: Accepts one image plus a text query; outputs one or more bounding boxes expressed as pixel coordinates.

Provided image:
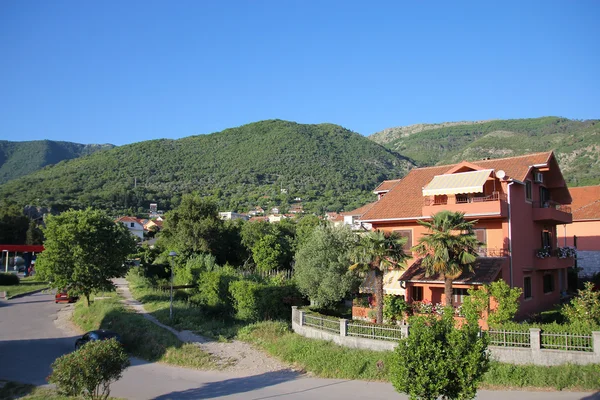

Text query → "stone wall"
[577,250,600,277]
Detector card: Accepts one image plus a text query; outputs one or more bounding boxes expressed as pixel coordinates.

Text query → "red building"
[359,151,573,318]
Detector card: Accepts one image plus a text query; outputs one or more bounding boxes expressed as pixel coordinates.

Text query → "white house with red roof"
[116,216,144,240]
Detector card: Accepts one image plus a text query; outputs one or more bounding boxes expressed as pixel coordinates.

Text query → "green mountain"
[0,120,414,214]
[369,117,600,186]
[0,140,114,184]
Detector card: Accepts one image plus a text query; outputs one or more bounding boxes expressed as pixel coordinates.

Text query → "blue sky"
[1,1,599,145]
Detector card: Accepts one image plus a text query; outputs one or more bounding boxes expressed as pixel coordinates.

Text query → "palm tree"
[350,230,409,324]
[412,210,480,307]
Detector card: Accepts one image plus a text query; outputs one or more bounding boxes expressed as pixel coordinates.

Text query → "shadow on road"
[153,370,301,399]
[0,336,79,385]
[580,393,600,400]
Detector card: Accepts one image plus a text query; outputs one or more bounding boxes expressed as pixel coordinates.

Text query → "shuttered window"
[394,230,413,253]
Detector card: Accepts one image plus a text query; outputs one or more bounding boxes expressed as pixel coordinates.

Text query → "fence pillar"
[291,306,298,324]
[298,310,305,326]
[401,324,409,338]
[530,328,541,351]
[340,319,348,337]
[592,331,600,357]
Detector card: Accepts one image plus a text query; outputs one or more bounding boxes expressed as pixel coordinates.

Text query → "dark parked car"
[75,330,122,350]
[55,289,79,303]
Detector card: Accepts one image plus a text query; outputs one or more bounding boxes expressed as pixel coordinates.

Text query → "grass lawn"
[0,276,48,299]
[71,292,222,370]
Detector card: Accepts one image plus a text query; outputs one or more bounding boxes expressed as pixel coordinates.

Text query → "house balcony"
[532,247,576,270]
[422,192,508,219]
[532,201,572,224]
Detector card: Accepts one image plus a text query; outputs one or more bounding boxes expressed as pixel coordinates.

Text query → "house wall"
[559,220,600,250]
[508,177,569,317]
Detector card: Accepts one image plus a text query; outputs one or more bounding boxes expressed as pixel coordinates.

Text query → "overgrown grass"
[238,321,600,391]
[0,381,75,400]
[127,272,246,339]
[0,276,48,299]
[484,362,600,391]
[71,294,220,370]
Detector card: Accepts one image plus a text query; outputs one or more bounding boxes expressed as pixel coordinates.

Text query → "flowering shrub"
[536,246,552,259]
[412,300,434,314]
[557,246,577,259]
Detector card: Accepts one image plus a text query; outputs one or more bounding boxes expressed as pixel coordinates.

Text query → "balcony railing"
[424,192,507,206]
[477,248,510,257]
[532,200,571,214]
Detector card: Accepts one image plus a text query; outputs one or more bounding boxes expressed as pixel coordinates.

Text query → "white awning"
[422,169,494,196]
[359,269,406,296]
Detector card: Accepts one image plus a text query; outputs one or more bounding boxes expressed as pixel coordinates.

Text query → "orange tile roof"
[116,216,142,224]
[400,257,505,284]
[374,179,402,192]
[362,152,554,221]
[569,186,600,221]
[342,201,377,217]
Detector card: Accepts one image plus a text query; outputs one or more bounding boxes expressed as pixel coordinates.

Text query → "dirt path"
[113,278,294,377]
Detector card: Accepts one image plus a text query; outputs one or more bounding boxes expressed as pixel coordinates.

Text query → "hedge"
[0,273,20,286]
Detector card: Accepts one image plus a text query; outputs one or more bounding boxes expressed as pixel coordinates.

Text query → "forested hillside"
[0,140,114,184]
[0,120,414,214]
[370,117,600,186]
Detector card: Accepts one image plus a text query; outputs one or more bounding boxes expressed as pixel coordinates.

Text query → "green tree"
[350,230,409,324]
[412,211,480,307]
[295,214,324,248]
[252,234,283,273]
[158,194,222,260]
[294,225,359,307]
[0,201,29,244]
[562,282,600,327]
[390,309,489,400]
[25,219,44,245]
[49,338,130,400]
[36,208,136,306]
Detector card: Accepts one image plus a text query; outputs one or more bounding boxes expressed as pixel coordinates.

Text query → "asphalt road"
[1,292,598,400]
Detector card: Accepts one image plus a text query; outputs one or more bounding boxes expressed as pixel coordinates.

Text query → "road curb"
[8,287,49,300]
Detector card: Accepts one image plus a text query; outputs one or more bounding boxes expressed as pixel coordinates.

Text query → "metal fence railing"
[302,313,340,335]
[295,309,598,353]
[484,330,531,348]
[541,332,593,352]
[347,321,405,341]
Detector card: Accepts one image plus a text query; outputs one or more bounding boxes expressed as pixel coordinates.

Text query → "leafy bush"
[173,253,219,286]
[48,338,130,400]
[0,272,20,286]
[383,295,410,323]
[391,309,489,400]
[229,280,302,321]
[562,282,600,327]
[192,268,239,316]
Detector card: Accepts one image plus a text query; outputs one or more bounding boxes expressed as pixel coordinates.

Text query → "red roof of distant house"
[116,216,142,224]
[362,152,559,221]
[569,186,600,221]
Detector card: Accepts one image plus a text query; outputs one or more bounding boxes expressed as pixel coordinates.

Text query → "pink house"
[359,151,574,318]
[558,185,600,277]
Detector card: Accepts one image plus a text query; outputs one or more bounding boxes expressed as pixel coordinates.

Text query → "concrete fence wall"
[291,307,600,365]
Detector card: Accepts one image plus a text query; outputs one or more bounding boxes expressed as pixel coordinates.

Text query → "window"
[474,229,487,255]
[525,180,532,201]
[540,186,550,207]
[453,288,469,304]
[411,286,423,301]
[394,230,413,253]
[541,230,552,249]
[130,222,135,228]
[524,276,532,299]
[543,274,554,294]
